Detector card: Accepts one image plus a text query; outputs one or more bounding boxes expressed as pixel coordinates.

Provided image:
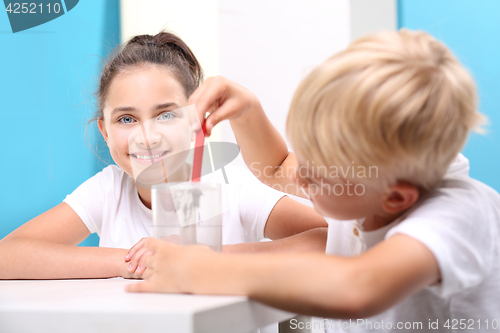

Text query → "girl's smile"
[129,149,170,164]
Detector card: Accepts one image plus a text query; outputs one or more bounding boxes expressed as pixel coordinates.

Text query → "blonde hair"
[287,29,485,190]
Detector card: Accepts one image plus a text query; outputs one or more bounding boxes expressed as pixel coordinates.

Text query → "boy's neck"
[361,211,406,231]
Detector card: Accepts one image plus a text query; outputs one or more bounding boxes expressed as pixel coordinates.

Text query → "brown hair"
[94,31,203,121]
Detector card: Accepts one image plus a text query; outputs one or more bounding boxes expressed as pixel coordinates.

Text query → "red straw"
[191,122,206,182]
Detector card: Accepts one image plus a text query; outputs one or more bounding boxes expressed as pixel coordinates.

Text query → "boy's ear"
[97,117,109,144]
[381,182,420,214]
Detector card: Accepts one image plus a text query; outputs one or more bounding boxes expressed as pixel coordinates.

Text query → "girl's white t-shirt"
[63,164,285,249]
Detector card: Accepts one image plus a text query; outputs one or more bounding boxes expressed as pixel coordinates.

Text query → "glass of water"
[151,182,222,252]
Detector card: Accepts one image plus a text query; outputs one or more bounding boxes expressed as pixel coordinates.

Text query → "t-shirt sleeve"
[385,179,496,298]
[231,168,286,241]
[62,166,114,235]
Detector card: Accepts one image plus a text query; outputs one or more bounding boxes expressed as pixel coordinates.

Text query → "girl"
[0,32,327,280]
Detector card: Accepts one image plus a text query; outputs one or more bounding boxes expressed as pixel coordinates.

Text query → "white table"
[0,278,298,333]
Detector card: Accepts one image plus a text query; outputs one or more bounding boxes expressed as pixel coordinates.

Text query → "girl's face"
[98,65,193,184]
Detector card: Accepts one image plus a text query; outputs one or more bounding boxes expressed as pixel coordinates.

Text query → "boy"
[126,30,500,331]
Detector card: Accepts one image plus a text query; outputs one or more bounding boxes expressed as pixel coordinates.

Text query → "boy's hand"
[125,238,215,293]
[188,76,262,137]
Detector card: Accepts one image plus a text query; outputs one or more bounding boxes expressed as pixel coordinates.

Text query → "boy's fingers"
[186,104,202,132]
[191,78,228,126]
[205,99,240,133]
[188,76,211,105]
[188,79,213,125]
[207,100,220,119]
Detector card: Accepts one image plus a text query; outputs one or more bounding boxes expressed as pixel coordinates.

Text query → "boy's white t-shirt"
[63,165,285,249]
[324,155,500,332]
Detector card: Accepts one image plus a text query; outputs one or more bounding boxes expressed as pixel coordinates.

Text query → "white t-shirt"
[324,155,500,332]
[63,165,285,249]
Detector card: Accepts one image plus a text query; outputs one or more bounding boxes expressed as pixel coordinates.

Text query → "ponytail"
[127,33,203,88]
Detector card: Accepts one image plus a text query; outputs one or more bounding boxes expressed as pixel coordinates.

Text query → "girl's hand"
[190,76,298,197]
[125,238,215,293]
[119,261,143,279]
[125,237,155,277]
[188,76,262,137]
[125,236,182,277]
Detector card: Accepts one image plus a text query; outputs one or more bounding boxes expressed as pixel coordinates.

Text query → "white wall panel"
[120,0,396,166]
[351,0,397,41]
[120,0,220,78]
[219,0,351,162]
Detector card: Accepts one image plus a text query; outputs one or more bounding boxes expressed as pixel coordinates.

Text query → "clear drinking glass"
[151,182,222,252]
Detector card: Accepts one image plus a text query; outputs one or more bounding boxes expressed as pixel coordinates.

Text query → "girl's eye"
[118,116,135,124]
[158,111,176,121]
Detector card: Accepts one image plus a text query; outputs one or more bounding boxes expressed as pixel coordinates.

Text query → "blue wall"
[0,1,119,245]
[398,0,500,191]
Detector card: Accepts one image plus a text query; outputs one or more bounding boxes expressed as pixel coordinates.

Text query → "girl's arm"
[189,76,306,198]
[0,202,134,279]
[223,227,327,254]
[221,196,328,253]
[126,234,440,319]
[263,196,327,240]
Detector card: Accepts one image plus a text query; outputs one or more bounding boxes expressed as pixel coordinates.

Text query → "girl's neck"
[135,163,191,210]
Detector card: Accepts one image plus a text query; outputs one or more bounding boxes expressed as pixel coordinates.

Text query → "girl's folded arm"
[223,196,328,254]
[222,227,328,254]
[0,202,130,280]
[263,196,327,240]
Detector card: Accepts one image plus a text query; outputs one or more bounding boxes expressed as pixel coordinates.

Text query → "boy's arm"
[240,234,440,318]
[0,202,136,279]
[189,76,305,198]
[127,234,440,319]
